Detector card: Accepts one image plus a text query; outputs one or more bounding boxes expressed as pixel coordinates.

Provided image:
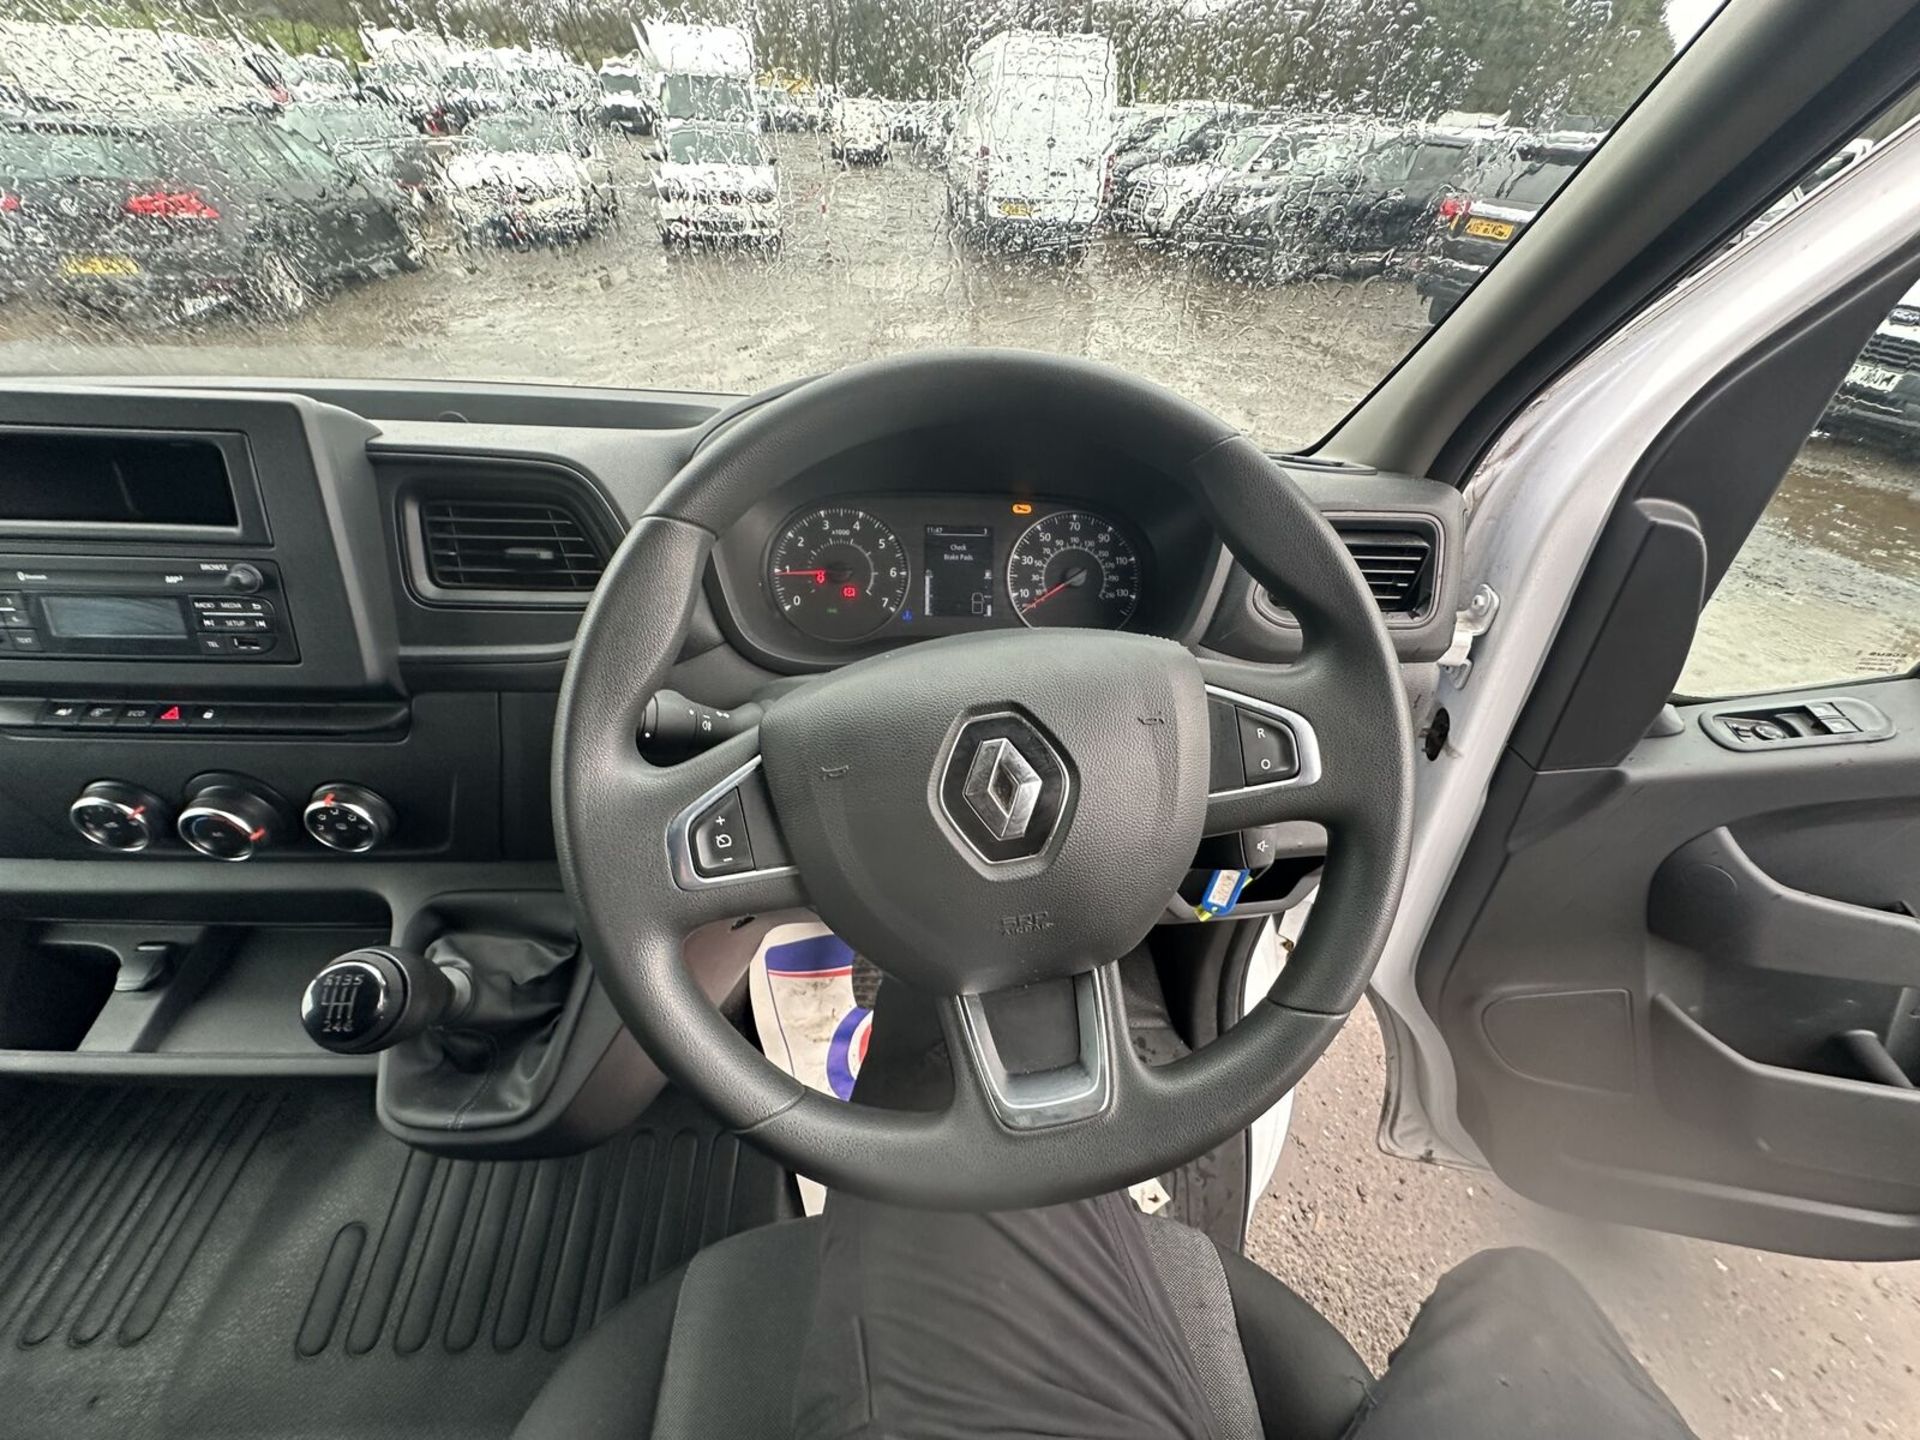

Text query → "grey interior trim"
[1364,102,1920,1168]
[953,965,1116,1130]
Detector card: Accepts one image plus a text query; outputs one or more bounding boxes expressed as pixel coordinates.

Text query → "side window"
[1681,289,1920,695]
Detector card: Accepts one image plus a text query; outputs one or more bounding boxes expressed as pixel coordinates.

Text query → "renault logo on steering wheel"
[938,712,1071,865]
[962,737,1044,840]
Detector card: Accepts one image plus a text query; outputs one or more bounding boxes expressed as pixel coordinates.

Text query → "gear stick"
[300,945,474,1055]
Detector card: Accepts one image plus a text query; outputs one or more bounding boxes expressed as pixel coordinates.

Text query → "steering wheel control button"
[938,711,1071,865]
[177,777,287,861]
[1237,708,1299,786]
[691,788,755,877]
[69,780,170,853]
[1206,697,1244,790]
[303,784,397,854]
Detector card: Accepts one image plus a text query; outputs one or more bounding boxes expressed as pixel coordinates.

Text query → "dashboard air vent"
[421,497,606,592]
[1261,521,1439,621]
[1341,529,1436,614]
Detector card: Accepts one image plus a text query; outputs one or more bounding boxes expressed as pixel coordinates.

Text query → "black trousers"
[790,984,1698,1440]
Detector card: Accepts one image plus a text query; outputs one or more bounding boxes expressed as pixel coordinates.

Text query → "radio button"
[10,632,42,651]
[3,611,32,628]
[229,634,274,654]
[197,636,229,654]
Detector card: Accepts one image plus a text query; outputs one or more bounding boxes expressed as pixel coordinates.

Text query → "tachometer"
[1007,511,1142,629]
[769,506,911,642]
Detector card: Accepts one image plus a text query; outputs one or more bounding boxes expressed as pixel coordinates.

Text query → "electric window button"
[1236,708,1298,786]
[116,703,158,728]
[690,788,755,878]
[78,703,121,728]
[40,700,86,725]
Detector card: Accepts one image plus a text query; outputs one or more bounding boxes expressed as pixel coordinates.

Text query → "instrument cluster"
[765,499,1144,644]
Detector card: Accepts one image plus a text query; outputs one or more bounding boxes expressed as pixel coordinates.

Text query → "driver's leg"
[789,977,1221,1440]
[1349,1247,1697,1440]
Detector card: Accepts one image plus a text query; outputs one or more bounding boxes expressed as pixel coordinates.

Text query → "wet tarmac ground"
[5,131,1920,1437]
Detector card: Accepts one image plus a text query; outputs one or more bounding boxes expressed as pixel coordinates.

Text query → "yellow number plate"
[1463,217,1514,241]
[60,254,141,277]
[997,200,1033,218]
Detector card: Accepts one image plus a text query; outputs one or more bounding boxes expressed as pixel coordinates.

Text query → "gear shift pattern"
[300,945,472,1055]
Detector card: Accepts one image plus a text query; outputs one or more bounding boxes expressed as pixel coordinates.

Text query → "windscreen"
[0,2,1715,449]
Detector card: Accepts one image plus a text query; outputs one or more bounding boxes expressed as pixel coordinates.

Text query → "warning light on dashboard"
[841,584,858,600]
[1011,503,1032,515]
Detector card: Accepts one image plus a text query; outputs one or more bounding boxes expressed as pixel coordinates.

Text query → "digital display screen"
[40,595,188,640]
[923,526,995,618]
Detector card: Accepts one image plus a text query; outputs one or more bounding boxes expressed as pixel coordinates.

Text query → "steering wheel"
[554,350,1412,1210]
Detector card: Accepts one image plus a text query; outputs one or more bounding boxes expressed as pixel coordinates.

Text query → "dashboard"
[0,371,1461,1128]
[0,376,1464,879]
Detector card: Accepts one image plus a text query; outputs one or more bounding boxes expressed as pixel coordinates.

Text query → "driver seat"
[511,1214,1373,1440]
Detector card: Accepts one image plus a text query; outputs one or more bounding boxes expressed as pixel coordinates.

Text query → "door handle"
[1649,826,1920,985]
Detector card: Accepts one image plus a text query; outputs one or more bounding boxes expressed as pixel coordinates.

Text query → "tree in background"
[16,0,1674,122]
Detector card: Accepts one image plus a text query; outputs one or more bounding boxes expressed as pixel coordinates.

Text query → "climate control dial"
[303,784,396,854]
[69,781,170,853]
[177,777,286,862]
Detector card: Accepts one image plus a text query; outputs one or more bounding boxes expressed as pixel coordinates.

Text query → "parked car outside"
[445,115,617,246]
[1413,133,1597,324]
[0,112,415,318]
[1822,280,1920,451]
[1124,119,1292,240]
[829,98,892,164]
[945,30,1115,252]
[1106,104,1244,226]
[599,61,659,134]
[652,120,779,247]
[278,100,445,208]
[1191,124,1519,281]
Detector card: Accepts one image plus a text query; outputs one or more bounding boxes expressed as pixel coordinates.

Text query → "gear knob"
[301,946,465,1055]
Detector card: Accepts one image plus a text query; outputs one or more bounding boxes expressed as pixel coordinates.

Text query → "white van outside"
[945,30,1116,249]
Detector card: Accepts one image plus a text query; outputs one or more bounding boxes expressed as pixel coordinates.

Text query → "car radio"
[0,555,298,662]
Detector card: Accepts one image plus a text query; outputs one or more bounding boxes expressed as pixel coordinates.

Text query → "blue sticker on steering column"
[1194,868,1251,922]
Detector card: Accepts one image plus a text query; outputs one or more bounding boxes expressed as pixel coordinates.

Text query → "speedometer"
[769,506,911,642]
[1007,511,1142,630]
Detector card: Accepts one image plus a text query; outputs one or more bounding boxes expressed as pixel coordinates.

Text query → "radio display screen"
[40,595,188,640]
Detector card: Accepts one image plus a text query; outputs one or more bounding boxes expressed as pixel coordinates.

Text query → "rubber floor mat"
[0,1079,792,1440]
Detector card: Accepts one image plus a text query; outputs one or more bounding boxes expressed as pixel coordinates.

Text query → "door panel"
[1418,249,1920,1259]
[1431,682,1920,1258]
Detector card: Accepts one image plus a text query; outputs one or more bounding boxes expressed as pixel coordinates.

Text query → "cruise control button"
[690,788,755,878]
[1236,709,1298,786]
